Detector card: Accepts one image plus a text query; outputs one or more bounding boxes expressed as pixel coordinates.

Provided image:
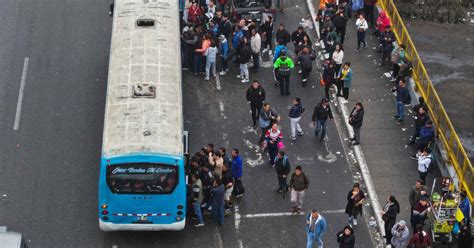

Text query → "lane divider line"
[14,57,30,131]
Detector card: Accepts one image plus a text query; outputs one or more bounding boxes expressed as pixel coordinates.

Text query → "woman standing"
[349,102,364,146]
[355,15,368,51]
[336,225,356,248]
[264,123,283,167]
[380,195,400,246]
[332,44,344,78]
[345,183,365,226]
[337,62,352,100]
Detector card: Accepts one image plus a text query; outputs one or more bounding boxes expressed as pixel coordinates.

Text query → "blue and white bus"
[99,0,187,231]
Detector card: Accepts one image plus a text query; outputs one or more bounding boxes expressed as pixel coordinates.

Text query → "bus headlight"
[101,204,108,209]
[176,216,183,221]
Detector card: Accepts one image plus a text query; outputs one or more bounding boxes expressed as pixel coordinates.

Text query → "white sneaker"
[353,219,358,226]
[237,75,243,79]
[298,69,302,74]
[241,78,249,83]
[219,71,227,76]
[262,48,268,53]
[269,50,272,55]
[204,77,210,81]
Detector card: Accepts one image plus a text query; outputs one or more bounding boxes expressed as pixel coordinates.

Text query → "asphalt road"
[0,0,373,247]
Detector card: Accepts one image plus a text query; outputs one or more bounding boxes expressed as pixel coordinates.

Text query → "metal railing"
[378,0,474,203]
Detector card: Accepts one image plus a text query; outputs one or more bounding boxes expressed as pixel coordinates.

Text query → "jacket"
[231,155,243,179]
[246,86,265,103]
[297,51,316,69]
[275,29,291,45]
[419,125,434,144]
[219,39,229,59]
[291,30,307,46]
[407,231,431,248]
[409,185,429,208]
[274,156,291,176]
[380,30,396,50]
[312,104,333,122]
[333,15,348,32]
[337,232,356,248]
[221,19,233,38]
[377,11,391,33]
[349,107,364,128]
[338,68,352,88]
[305,213,327,235]
[345,189,365,217]
[395,86,410,103]
[232,30,244,48]
[414,112,429,129]
[195,39,211,55]
[390,221,410,248]
[250,33,261,54]
[289,172,309,191]
[273,44,287,62]
[205,46,218,63]
[237,45,252,64]
[355,18,368,31]
[323,65,336,85]
[274,57,295,70]
[289,103,304,118]
[259,109,278,128]
[382,202,399,223]
[332,50,344,65]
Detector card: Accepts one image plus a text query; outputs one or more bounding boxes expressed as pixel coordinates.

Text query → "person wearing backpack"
[288,97,305,140]
[289,166,309,214]
[414,148,432,183]
[274,151,291,193]
[274,50,295,96]
[305,208,328,248]
[392,78,411,124]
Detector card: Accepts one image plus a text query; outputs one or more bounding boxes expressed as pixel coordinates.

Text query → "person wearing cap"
[291,26,307,50]
[312,98,333,142]
[390,220,410,247]
[274,50,294,96]
[380,25,395,66]
[305,208,327,248]
[410,196,430,231]
[218,34,229,75]
[415,148,432,183]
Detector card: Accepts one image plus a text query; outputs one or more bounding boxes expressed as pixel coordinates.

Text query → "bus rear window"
[106,163,178,194]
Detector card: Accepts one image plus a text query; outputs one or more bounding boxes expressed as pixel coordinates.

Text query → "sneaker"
[204,77,210,81]
[410,154,418,160]
[296,208,302,214]
[390,77,397,82]
[237,75,243,79]
[269,50,272,55]
[290,136,296,141]
[194,223,204,227]
[392,115,400,119]
[298,69,302,74]
[397,119,404,124]
[262,48,268,53]
[364,43,367,48]
[353,219,358,226]
[352,142,360,145]
[241,78,249,83]
[297,131,304,136]
[275,189,283,193]
[236,194,244,198]
[219,71,227,76]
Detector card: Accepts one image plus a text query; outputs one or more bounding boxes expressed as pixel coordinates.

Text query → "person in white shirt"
[250,29,262,71]
[332,44,344,77]
[355,15,368,50]
[416,148,432,183]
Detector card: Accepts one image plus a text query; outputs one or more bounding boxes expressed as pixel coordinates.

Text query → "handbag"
[277,141,285,149]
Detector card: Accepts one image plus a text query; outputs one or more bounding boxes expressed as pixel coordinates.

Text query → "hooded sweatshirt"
[377,11,391,33]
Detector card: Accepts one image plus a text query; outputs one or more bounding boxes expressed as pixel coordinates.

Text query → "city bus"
[98,0,188,231]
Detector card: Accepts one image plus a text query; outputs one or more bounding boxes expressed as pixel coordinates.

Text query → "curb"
[303,0,387,246]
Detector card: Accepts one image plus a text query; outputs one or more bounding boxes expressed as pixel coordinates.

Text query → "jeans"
[277,175,288,191]
[364,5,375,27]
[259,126,270,143]
[301,67,311,85]
[252,53,260,69]
[212,202,225,225]
[221,56,228,72]
[250,102,263,126]
[279,74,290,95]
[205,60,216,79]
[194,54,203,74]
[290,190,305,208]
[193,201,204,224]
[396,101,405,121]
[306,232,324,248]
[348,215,357,225]
[343,87,350,100]
[240,63,249,79]
[357,31,366,49]
[290,117,302,138]
[315,120,327,141]
[336,28,346,44]
[353,127,361,143]
[268,142,279,165]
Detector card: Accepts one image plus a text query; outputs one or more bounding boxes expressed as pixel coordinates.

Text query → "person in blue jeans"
[311,98,333,142]
[305,209,328,248]
[191,173,205,227]
[392,78,410,124]
[211,178,225,225]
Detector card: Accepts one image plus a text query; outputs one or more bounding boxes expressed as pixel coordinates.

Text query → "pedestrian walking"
[204,41,218,80]
[211,178,225,226]
[258,103,280,144]
[312,99,333,142]
[381,195,400,246]
[289,165,310,213]
[236,37,251,83]
[264,123,283,167]
[274,50,295,96]
[336,225,355,248]
[390,220,410,248]
[355,15,368,51]
[415,148,432,183]
[348,102,364,145]
[250,29,261,71]
[407,106,429,145]
[218,35,229,75]
[322,60,336,99]
[409,179,430,212]
[288,97,305,140]
[274,151,291,193]
[291,26,308,50]
[392,78,411,124]
[297,46,316,87]
[337,62,352,100]
[407,224,432,248]
[231,148,245,198]
[305,208,327,248]
[246,80,266,129]
[345,183,365,227]
[191,173,205,227]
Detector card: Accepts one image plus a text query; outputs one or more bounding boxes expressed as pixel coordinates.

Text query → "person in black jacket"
[236,37,252,83]
[291,26,307,50]
[345,183,365,226]
[275,24,291,46]
[322,59,336,99]
[408,105,429,145]
[392,78,410,124]
[274,151,291,193]
[380,25,396,66]
[381,195,400,246]
[297,46,316,87]
[261,15,274,53]
[349,102,364,145]
[246,80,266,129]
[333,10,348,44]
[312,98,333,142]
[336,225,356,248]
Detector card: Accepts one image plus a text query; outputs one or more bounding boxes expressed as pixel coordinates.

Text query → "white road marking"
[234,204,241,230]
[215,74,222,90]
[214,226,224,248]
[243,209,345,218]
[14,57,30,130]
[317,139,337,163]
[219,100,227,119]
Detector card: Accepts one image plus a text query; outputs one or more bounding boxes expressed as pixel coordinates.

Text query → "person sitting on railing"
[380,25,396,66]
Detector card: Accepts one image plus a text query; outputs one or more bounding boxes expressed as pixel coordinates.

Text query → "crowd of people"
[179,0,471,247]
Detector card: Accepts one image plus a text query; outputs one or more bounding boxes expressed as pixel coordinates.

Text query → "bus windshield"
[234,0,266,8]
[106,163,178,194]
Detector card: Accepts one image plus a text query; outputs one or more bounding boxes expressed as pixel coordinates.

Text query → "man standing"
[415,148,432,183]
[408,105,429,145]
[236,37,252,83]
[246,80,266,129]
[191,173,205,227]
[231,149,244,198]
[291,26,307,50]
[305,209,328,248]
[411,120,435,158]
[297,46,316,87]
[274,151,291,194]
[275,24,291,46]
[349,102,364,145]
[211,178,225,226]
[380,25,396,66]
[409,179,429,212]
[218,35,229,75]
[274,50,295,96]
[392,78,410,124]
[289,166,310,213]
[288,97,305,140]
[250,29,261,71]
[312,99,333,142]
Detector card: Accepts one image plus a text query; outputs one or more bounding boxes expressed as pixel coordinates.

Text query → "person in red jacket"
[188,2,202,24]
[376,10,391,36]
